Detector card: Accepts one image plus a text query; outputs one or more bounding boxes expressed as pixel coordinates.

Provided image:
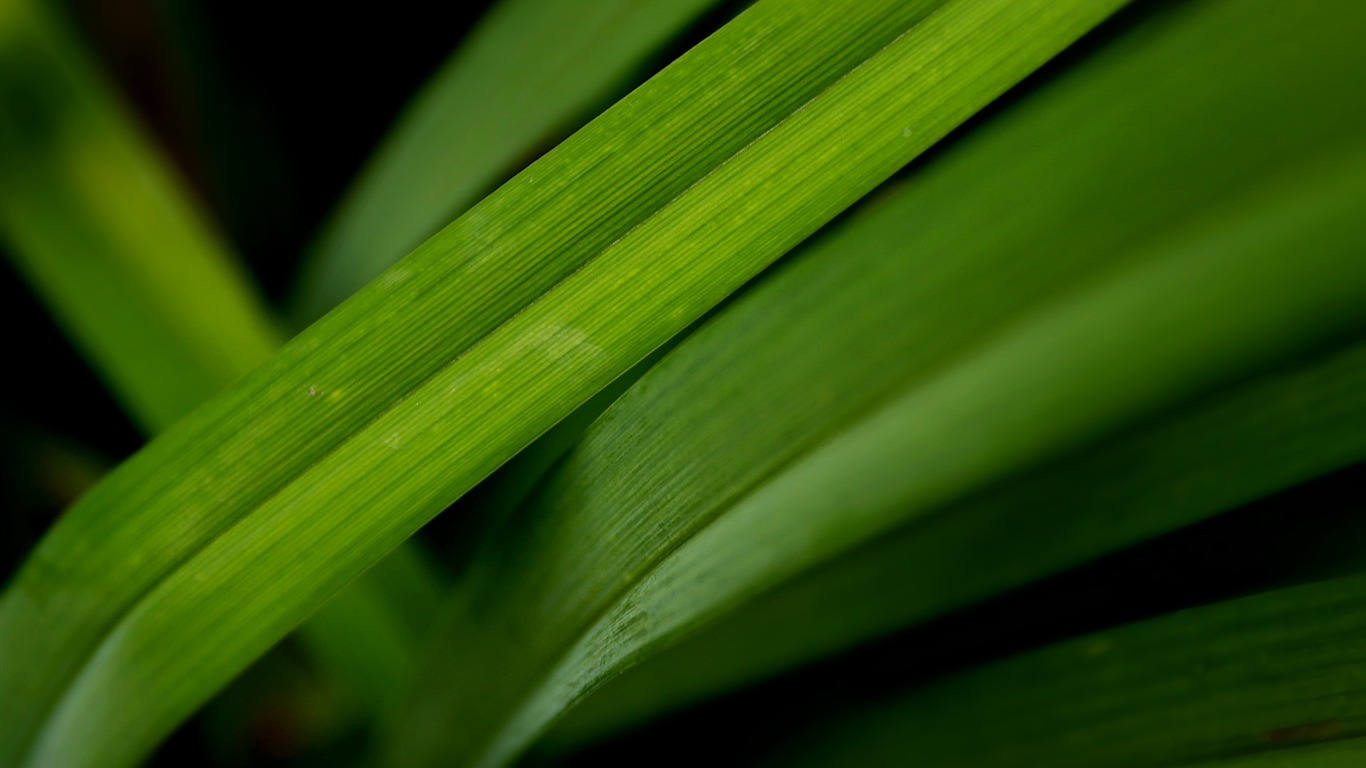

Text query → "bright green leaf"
[393,1,1366,763]
[0,0,442,730]
[428,148,1366,768]
[292,0,724,321]
[0,0,1123,765]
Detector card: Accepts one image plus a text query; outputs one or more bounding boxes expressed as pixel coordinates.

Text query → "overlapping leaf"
[0,0,278,432]
[393,1,1366,764]
[0,0,1127,765]
[297,0,730,556]
[0,0,445,726]
[768,571,1366,766]
[293,0,724,321]
[547,342,1366,748]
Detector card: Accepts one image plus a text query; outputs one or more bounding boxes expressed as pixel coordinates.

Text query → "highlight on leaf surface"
[546,342,1366,752]
[293,0,725,321]
[389,0,1366,763]
[1,0,1129,766]
[0,0,442,735]
[1,0,1363,765]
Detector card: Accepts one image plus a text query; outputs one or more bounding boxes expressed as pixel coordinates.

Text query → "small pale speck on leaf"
[306,386,321,398]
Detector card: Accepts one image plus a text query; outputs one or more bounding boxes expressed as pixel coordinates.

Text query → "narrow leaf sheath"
[0,0,1130,766]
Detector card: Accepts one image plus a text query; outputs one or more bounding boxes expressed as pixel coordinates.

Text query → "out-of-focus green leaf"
[292,0,724,321]
[1186,740,1366,767]
[0,0,441,728]
[0,0,279,432]
[396,1,1366,762]
[767,572,1366,767]
[0,0,1122,765]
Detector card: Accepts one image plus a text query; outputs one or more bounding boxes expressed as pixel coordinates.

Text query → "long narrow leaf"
[547,340,1366,747]
[299,0,726,569]
[0,0,1125,765]
[392,1,1366,763]
[0,0,442,729]
[0,0,279,431]
[292,0,723,320]
[769,571,1366,766]
[436,150,1366,768]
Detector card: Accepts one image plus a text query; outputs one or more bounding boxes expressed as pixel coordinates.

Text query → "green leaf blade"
[488,152,1366,768]
[0,0,443,736]
[1,0,1126,765]
[771,571,1366,767]
[389,0,1366,762]
[0,0,280,432]
[548,340,1366,747]
[293,0,724,321]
